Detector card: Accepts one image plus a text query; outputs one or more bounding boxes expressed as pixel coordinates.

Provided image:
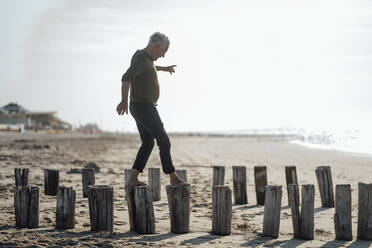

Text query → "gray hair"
[148,32,169,46]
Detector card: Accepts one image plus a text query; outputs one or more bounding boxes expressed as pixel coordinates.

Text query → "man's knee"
[156,135,171,150]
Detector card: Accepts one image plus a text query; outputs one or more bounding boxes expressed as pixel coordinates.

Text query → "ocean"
[290,128,372,157]
[211,128,372,157]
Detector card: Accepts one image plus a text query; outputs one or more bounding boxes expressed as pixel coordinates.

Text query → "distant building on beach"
[3,103,27,115]
[0,102,72,132]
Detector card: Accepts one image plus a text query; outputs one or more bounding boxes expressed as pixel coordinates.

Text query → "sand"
[1,131,372,247]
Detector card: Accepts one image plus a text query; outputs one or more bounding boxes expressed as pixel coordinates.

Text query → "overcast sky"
[1,0,372,132]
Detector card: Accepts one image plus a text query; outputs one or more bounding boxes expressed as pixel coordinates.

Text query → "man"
[117,32,187,187]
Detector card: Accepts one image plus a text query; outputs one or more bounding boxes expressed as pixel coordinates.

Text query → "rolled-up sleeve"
[121,55,144,84]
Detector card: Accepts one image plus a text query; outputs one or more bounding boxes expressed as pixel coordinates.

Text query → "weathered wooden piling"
[44,169,59,196]
[166,185,190,234]
[334,184,352,241]
[357,183,372,240]
[262,185,282,238]
[232,166,247,204]
[254,166,267,205]
[315,166,334,208]
[212,166,225,186]
[87,185,114,232]
[125,185,155,234]
[14,168,29,187]
[124,169,132,187]
[176,169,187,182]
[288,184,315,240]
[300,184,315,240]
[288,184,301,237]
[82,168,95,198]
[14,186,39,228]
[212,185,232,235]
[148,168,161,201]
[285,166,299,206]
[56,187,76,229]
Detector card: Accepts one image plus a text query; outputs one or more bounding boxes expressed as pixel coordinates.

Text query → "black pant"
[130,101,175,174]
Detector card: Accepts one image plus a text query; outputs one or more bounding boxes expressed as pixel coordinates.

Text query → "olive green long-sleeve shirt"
[121,50,159,104]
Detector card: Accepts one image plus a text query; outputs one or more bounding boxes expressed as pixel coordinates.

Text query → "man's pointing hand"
[165,65,177,75]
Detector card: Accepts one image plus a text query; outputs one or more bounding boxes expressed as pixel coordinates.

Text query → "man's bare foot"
[126,169,147,187]
[170,172,190,186]
[127,179,147,187]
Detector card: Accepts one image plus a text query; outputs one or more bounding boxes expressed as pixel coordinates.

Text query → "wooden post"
[44,169,59,196]
[334,184,352,241]
[357,183,372,240]
[166,185,190,234]
[262,185,282,238]
[124,169,132,187]
[14,168,29,187]
[315,166,334,208]
[288,184,301,238]
[14,186,39,228]
[285,166,299,206]
[28,186,39,228]
[254,166,267,205]
[82,168,95,198]
[87,185,114,232]
[56,187,76,229]
[176,169,187,182]
[212,166,225,186]
[300,184,314,240]
[148,168,161,201]
[212,186,232,235]
[125,185,155,234]
[232,166,247,204]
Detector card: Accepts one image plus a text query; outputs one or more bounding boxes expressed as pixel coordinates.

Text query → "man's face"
[153,42,169,61]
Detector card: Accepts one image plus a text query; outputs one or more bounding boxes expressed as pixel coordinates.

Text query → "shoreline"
[290,139,372,158]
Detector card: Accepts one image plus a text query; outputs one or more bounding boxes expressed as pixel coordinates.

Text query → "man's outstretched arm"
[155,65,177,75]
[117,82,130,115]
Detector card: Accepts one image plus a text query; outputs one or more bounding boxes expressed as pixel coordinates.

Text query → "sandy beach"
[1,132,372,247]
